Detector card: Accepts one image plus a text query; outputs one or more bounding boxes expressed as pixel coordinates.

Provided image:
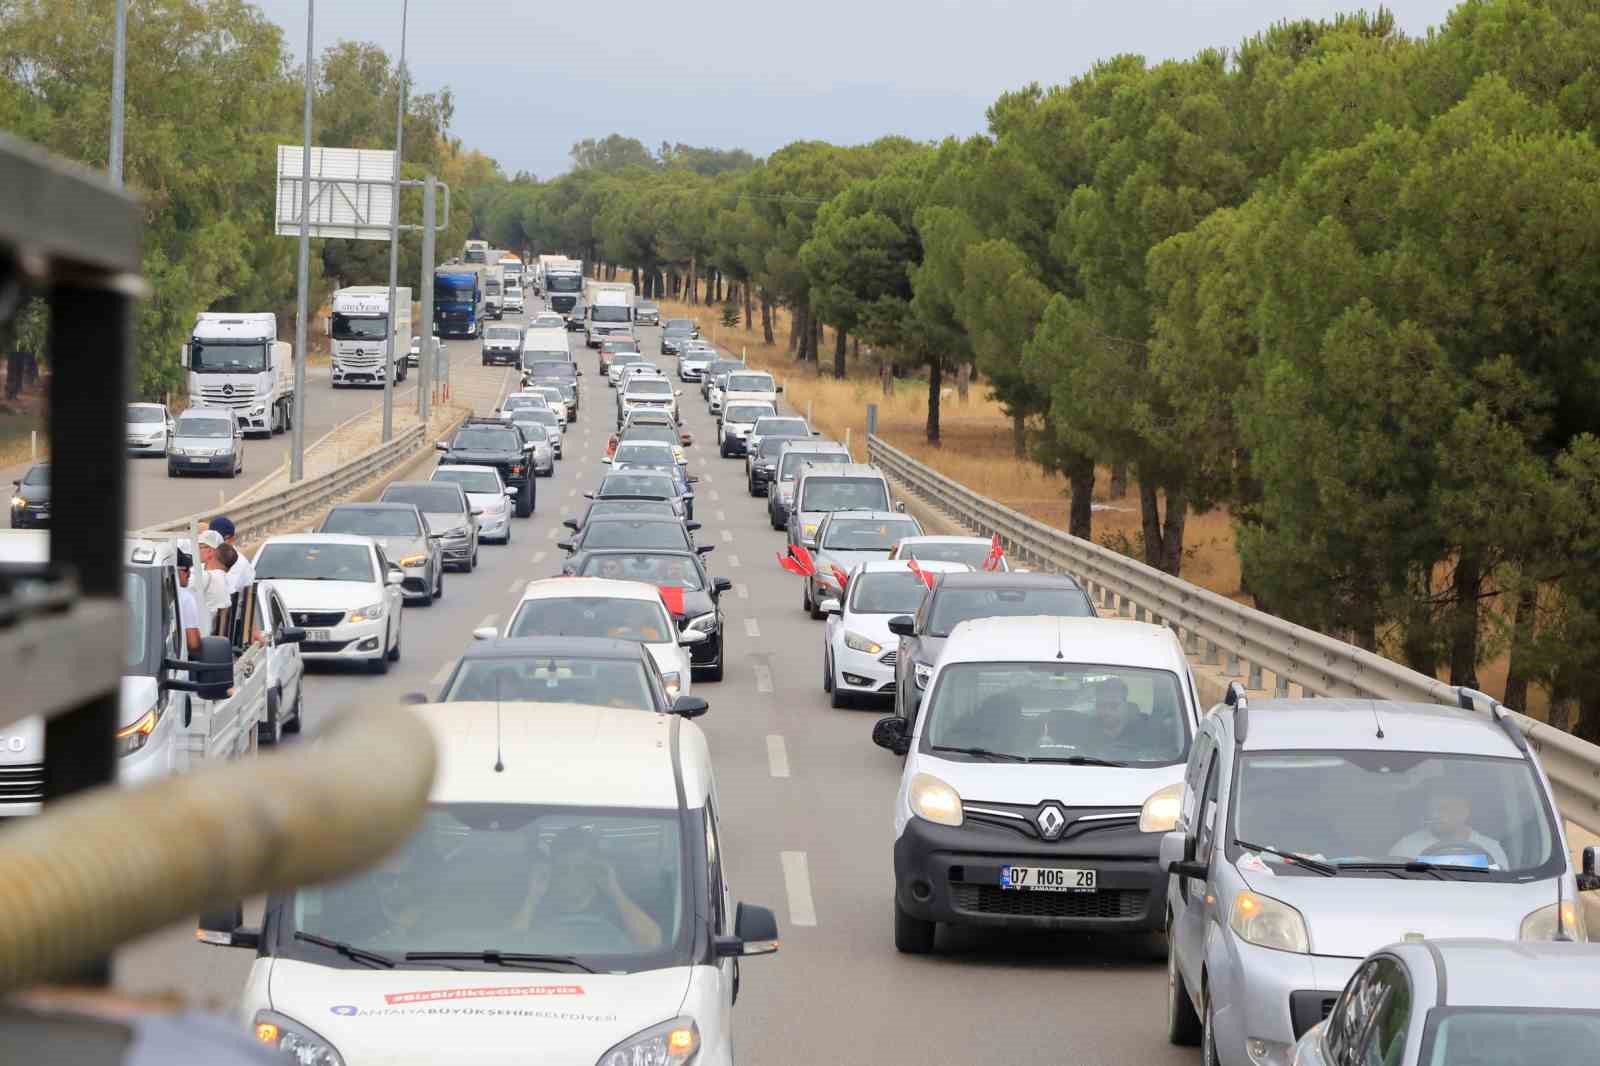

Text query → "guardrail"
[868,433,1600,835]
[135,423,426,542]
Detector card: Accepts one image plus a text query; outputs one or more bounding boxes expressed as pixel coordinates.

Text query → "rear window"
[780,450,845,480]
[628,379,673,396]
[821,517,919,551]
[433,468,503,495]
[724,404,774,423]
[800,476,889,512]
[727,374,774,392]
[451,427,520,451]
[927,585,1093,636]
[383,483,466,514]
[580,520,691,551]
[601,474,677,498]
[321,507,421,537]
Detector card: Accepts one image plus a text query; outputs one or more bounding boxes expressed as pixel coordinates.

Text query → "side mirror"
[562,518,579,531]
[686,475,700,485]
[675,389,683,396]
[686,521,702,532]
[696,544,715,555]
[872,716,911,755]
[557,540,575,552]
[472,626,497,641]
[1162,831,1207,881]
[386,569,405,586]
[1580,845,1600,893]
[505,486,519,497]
[679,629,709,646]
[161,637,235,703]
[277,625,307,645]
[671,695,709,718]
[600,456,612,464]
[713,577,733,595]
[400,691,429,705]
[470,507,484,516]
[887,615,916,637]
[582,492,595,500]
[680,434,693,446]
[195,903,259,950]
[716,902,780,958]
[435,441,449,452]
[819,598,841,616]
[894,500,907,514]
[776,384,785,393]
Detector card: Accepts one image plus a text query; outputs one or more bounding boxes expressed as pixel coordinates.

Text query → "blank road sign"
[275,146,395,241]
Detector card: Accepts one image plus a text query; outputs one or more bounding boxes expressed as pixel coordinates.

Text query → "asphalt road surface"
[113,295,1193,1066]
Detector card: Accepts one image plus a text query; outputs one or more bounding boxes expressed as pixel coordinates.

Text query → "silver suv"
[1162,685,1595,1066]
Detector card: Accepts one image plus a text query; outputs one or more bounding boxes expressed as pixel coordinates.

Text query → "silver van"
[786,462,898,552]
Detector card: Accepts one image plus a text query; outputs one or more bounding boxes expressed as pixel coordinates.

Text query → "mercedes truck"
[329,286,410,387]
[584,282,636,348]
[434,267,483,338]
[181,313,294,436]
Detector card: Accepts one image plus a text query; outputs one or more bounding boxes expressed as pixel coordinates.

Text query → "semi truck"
[329,286,410,387]
[584,282,636,348]
[463,239,489,263]
[535,253,566,296]
[483,265,506,319]
[182,313,294,436]
[545,259,585,325]
[434,267,483,338]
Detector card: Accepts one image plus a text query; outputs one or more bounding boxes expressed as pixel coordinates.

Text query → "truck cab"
[433,269,482,338]
[546,265,584,322]
[586,285,636,348]
[182,313,294,437]
[484,266,505,320]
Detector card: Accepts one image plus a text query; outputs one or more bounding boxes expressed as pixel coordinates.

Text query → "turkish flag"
[657,585,686,617]
[830,565,852,591]
[983,532,1005,572]
[906,558,937,590]
[777,543,817,577]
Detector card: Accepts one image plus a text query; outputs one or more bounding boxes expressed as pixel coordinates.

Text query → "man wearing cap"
[195,530,233,634]
[209,516,254,594]
[173,551,205,654]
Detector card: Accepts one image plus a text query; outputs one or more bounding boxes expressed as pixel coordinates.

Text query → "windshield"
[848,571,933,615]
[664,320,694,333]
[288,804,687,970]
[1232,751,1557,877]
[1422,1008,1600,1065]
[519,409,559,426]
[434,469,503,495]
[579,554,703,590]
[780,451,844,481]
[611,354,642,367]
[127,406,165,423]
[727,374,774,392]
[627,379,672,396]
[331,313,387,340]
[581,521,690,552]
[321,508,421,538]
[176,416,233,438]
[614,444,676,466]
[822,517,916,550]
[547,273,582,293]
[923,663,1191,766]
[603,341,640,353]
[592,305,630,322]
[435,280,477,302]
[927,585,1092,635]
[622,427,677,447]
[509,596,674,642]
[901,541,1000,570]
[443,657,657,710]
[255,542,375,583]
[803,477,889,513]
[485,279,502,296]
[189,340,269,373]
[383,484,466,514]
[528,361,577,381]
[754,418,807,439]
[601,475,677,498]
[725,404,774,424]
[22,465,49,486]
[451,427,520,451]
[485,327,520,342]
[126,570,149,670]
[589,500,676,521]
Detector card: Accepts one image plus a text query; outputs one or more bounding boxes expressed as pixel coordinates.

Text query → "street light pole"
[382,0,410,443]
[108,0,127,185]
[291,0,314,482]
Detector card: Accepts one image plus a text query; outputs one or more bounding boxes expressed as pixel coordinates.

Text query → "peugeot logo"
[1036,804,1066,841]
[221,383,234,396]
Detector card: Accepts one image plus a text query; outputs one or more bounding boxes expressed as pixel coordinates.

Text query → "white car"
[887,535,1012,572]
[126,401,174,455]
[432,464,517,545]
[718,401,777,458]
[252,534,405,674]
[720,369,781,409]
[502,287,524,314]
[247,580,307,743]
[530,310,565,330]
[204,702,780,1066]
[617,376,681,427]
[487,577,700,700]
[528,385,569,428]
[872,616,1201,954]
[821,559,970,708]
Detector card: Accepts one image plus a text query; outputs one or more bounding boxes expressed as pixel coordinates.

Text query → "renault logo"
[1036,804,1066,840]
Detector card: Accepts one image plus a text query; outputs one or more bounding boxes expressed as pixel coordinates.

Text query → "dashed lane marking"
[780,851,818,927]
[735,583,748,600]
[530,551,546,565]
[744,617,760,638]
[766,735,790,778]
[728,554,741,568]
[754,663,773,694]
[721,529,733,543]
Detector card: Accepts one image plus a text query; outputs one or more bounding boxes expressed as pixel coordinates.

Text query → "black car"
[564,497,682,533]
[9,463,49,528]
[435,416,536,517]
[563,548,731,681]
[558,513,703,558]
[583,471,692,520]
[433,636,705,716]
[524,360,580,421]
[747,420,813,496]
[890,572,1098,728]
[660,319,697,356]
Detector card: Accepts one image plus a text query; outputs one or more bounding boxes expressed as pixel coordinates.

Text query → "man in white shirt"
[1390,789,1510,869]
[194,530,232,634]
[209,515,254,594]
[174,551,204,654]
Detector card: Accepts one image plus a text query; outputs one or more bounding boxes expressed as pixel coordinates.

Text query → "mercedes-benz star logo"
[1036,804,1066,841]
[221,384,234,396]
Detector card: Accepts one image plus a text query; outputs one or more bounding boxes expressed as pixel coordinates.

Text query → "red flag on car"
[777,543,817,577]
[657,585,686,617]
[830,565,852,592]
[982,533,1005,572]
[906,558,938,590]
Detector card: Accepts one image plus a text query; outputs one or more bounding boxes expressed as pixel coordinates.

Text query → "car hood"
[1235,870,1559,958]
[911,753,1185,808]
[838,612,903,644]
[267,578,382,610]
[13,483,48,502]
[266,959,694,1066]
[444,450,515,466]
[645,641,690,681]
[126,422,166,435]
[465,490,510,513]
[173,434,232,450]
[420,512,471,535]
[363,535,429,562]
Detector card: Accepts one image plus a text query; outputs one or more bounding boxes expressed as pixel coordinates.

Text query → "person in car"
[513,827,663,950]
[660,560,693,588]
[597,558,626,580]
[1389,789,1510,868]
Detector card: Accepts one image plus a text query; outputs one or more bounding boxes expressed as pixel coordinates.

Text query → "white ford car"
[202,702,780,1066]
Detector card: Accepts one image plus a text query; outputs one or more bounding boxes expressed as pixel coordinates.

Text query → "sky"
[254,0,1463,180]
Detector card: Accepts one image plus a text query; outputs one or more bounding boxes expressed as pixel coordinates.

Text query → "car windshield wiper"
[1232,839,1338,877]
[1334,860,1486,880]
[929,745,1027,762]
[294,931,397,968]
[1027,754,1130,767]
[404,950,595,973]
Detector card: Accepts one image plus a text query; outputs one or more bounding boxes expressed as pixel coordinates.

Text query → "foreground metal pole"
[382,0,410,443]
[291,0,314,482]
[418,175,435,423]
[108,0,127,186]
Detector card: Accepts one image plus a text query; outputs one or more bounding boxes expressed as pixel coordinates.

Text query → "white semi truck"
[535,253,566,296]
[584,282,636,348]
[329,286,410,387]
[483,265,506,319]
[182,313,294,436]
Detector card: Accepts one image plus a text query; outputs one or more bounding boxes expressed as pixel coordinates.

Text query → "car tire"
[1201,986,1219,1066]
[894,900,935,955]
[822,651,833,693]
[259,689,283,746]
[719,442,730,458]
[471,543,480,570]
[516,483,533,518]
[831,681,850,709]
[167,464,178,478]
[387,626,401,662]
[369,652,389,675]
[702,635,725,682]
[281,688,303,736]
[802,580,813,615]
[1167,926,1202,1046]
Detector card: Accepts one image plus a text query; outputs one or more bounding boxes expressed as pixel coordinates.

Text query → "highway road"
[113,293,1193,1065]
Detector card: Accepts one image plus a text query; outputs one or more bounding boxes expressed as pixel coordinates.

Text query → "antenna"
[493,673,505,774]
[1370,702,1386,740]
[1055,618,1065,660]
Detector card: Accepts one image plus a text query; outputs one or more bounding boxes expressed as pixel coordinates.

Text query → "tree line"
[479,0,1600,737]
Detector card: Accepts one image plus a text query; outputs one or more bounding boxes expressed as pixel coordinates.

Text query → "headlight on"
[913,661,933,690]
[1520,900,1587,941]
[1229,891,1310,953]
[661,671,682,700]
[398,554,427,568]
[9,496,25,509]
[908,772,963,827]
[114,707,159,757]
[254,1010,345,1066]
[1138,781,1185,833]
[686,611,718,634]
[802,523,817,539]
[347,602,385,624]
[844,630,882,655]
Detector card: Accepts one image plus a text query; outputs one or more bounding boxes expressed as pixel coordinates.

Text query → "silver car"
[126,402,174,455]
[1163,685,1594,1066]
[804,509,923,618]
[432,464,517,545]
[1293,939,1600,1066]
[167,407,244,478]
[379,480,480,572]
[317,502,443,605]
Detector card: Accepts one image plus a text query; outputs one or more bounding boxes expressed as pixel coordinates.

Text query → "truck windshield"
[331,314,386,340]
[435,280,476,302]
[485,280,501,295]
[547,274,582,293]
[190,341,268,373]
[592,305,630,323]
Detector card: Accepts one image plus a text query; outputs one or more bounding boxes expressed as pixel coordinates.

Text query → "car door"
[266,586,303,713]
[372,545,401,633]
[1172,731,1220,999]
[704,801,736,1031]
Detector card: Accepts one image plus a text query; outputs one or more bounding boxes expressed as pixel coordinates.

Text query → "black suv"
[435,417,536,517]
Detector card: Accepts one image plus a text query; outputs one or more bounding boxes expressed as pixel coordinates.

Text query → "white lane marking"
[476,614,497,632]
[507,577,524,594]
[766,735,790,778]
[716,509,726,522]
[728,554,741,568]
[530,551,546,565]
[721,529,733,543]
[710,490,720,502]
[567,488,576,497]
[701,473,713,484]
[744,617,760,638]
[754,663,773,694]
[430,661,455,691]
[780,851,818,927]
[547,526,561,540]
[735,583,748,600]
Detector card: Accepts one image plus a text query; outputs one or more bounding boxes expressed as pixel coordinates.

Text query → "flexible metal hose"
[0,705,437,995]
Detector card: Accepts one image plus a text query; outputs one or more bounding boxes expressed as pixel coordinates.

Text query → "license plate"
[306,629,331,642]
[1001,866,1096,892]
[193,456,211,464]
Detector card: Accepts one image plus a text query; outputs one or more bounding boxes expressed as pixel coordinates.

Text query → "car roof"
[615,439,676,450]
[327,501,420,513]
[583,512,684,526]
[415,703,711,809]
[799,462,883,479]
[176,407,231,419]
[387,479,462,492]
[855,559,970,576]
[127,401,165,409]
[931,570,1084,591]
[517,576,667,603]
[824,509,913,523]
[780,440,847,455]
[433,464,503,478]
[1392,940,1600,1010]
[942,616,1186,671]
[259,532,374,548]
[1233,697,1524,757]
[460,636,644,661]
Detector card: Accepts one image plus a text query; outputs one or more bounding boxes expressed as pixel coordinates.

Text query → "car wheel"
[894,899,935,954]
[830,680,850,709]
[387,625,401,662]
[1167,925,1202,1046]
[167,464,178,478]
[258,689,283,746]
[702,635,725,682]
[501,521,512,545]
[369,651,389,675]
[1201,986,1219,1066]
[471,543,480,569]
[719,442,730,458]
[282,688,303,735]
[517,483,533,518]
[822,650,833,693]
[433,568,444,600]
[802,580,813,615]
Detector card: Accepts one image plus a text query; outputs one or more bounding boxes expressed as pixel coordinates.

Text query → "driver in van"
[1389,789,1509,868]
[513,827,663,950]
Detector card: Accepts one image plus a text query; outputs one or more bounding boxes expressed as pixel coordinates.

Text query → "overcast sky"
[255,0,1462,179]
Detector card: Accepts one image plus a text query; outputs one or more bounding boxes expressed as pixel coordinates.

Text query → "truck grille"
[196,384,256,409]
[337,350,385,369]
[291,610,345,627]
[0,763,45,804]
[950,882,1146,919]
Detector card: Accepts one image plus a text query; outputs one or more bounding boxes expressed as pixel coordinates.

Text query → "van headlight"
[254,1010,345,1066]
[1229,891,1309,953]
[1138,782,1185,833]
[597,1017,699,1066]
[114,708,159,757]
[1521,901,1587,941]
[908,772,963,827]
[347,603,385,624]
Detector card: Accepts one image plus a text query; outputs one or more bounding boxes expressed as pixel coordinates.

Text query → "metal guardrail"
[135,423,426,542]
[868,433,1600,834]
